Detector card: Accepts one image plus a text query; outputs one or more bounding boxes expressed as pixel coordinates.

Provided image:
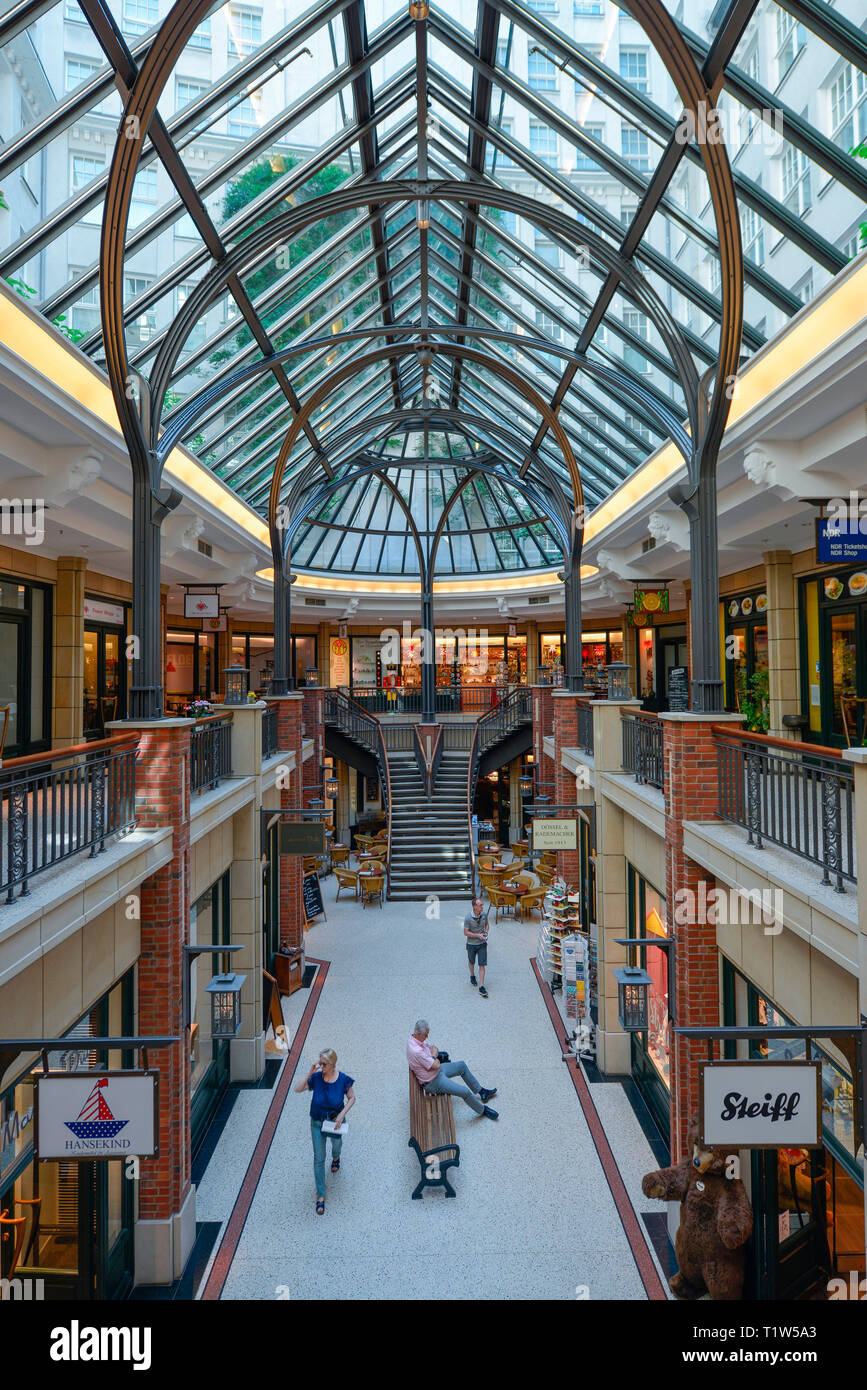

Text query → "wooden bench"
[408,1069,460,1199]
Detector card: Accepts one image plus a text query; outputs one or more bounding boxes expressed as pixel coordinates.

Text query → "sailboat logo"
[64,1079,128,1140]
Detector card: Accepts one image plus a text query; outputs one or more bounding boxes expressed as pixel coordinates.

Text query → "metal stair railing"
[324,690,392,895]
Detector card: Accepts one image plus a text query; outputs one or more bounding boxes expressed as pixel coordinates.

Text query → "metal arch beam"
[427,468,568,583]
[142,179,701,448]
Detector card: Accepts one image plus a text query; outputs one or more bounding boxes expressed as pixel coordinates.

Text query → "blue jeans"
[311,1119,343,1199]
[424,1060,484,1115]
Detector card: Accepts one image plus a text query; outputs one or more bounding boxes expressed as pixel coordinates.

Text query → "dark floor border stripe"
[200,959,329,1301]
[530,957,668,1302]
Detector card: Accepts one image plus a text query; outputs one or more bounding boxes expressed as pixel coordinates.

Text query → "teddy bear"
[641,1118,754,1300]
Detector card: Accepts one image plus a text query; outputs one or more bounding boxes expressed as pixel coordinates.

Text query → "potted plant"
[184,697,212,719]
[740,668,769,734]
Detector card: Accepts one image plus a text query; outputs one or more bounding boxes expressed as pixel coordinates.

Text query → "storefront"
[626,865,670,1136]
[232,631,316,692]
[0,971,135,1300]
[633,621,688,710]
[722,962,864,1298]
[0,574,51,756]
[539,629,624,691]
[799,566,867,747]
[165,629,216,712]
[722,588,769,715]
[189,873,232,1156]
[83,595,128,739]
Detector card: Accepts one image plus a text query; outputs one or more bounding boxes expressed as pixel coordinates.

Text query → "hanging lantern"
[206,972,246,1038]
[519,774,533,797]
[614,964,652,1031]
[325,775,339,800]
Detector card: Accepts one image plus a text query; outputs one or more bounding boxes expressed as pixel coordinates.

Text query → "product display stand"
[536,886,581,990]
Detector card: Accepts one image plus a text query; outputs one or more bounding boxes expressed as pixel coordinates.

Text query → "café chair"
[331,844,350,868]
[519,883,548,920]
[360,873,384,909]
[486,885,514,924]
[335,867,359,901]
[478,869,504,897]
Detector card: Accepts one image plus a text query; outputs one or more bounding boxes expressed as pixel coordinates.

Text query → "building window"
[528,0,558,11]
[528,49,558,90]
[124,274,156,344]
[573,0,603,13]
[781,144,811,215]
[740,204,765,264]
[534,228,560,267]
[794,270,813,304]
[744,44,760,84]
[188,18,211,49]
[623,308,650,372]
[536,310,563,341]
[228,93,262,139]
[829,62,866,151]
[496,41,509,68]
[228,5,262,59]
[619,48,649,93]
[625,411,652,443]
[71,153,105,225]
[621,125,649,171]
[64,0,85,19]
[68,269,99,335]
[65,56,101,91]
[575,123,604,170]
[487,118,514,169]
[129,165,158,227]
[529,122,558,168]
[176,77,209,110]
[573,45,603,95]
[122,0,158,36]
[775,8,804,82]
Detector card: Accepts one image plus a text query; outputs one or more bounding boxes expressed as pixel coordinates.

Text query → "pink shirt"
[407,1034,439,1084]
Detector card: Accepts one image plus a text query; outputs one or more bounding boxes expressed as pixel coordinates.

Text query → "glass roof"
[2,0,865,576]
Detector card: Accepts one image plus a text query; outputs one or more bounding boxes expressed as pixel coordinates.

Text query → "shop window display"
[627,867,670,1135]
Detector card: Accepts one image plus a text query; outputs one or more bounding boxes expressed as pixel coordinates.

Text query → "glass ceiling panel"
[2,0,864,572]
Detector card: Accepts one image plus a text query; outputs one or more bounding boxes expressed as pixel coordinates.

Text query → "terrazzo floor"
[195,887,672,1301]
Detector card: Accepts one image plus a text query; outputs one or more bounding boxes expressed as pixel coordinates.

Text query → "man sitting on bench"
[406,1019,499,1119]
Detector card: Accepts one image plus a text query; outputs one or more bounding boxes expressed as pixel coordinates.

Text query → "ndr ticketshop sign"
[35,1074,158,1160]
[699,1061,822,1149]
[531,818,577,850]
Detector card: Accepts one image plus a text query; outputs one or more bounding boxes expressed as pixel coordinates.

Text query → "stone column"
[509,759,522,838]
[53,555,87,747]
[660,711,743,1159]
[622,618,637,698]
[124,717,195,1286]
[591,697,642,1075]
[302,688,325,807]
[531,684,555,800]
[211,702,266,1083]
[763,549,798,737]
[271,694,305,950]
[525,620,538,684]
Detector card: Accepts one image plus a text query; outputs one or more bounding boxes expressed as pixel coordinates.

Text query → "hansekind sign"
[699,1061,822,1149]
[35,1073,158,1159]
[532,818,577,850]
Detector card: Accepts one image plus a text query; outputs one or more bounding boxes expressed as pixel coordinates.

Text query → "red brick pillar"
[130,717,193,1282]
[301,688,325,808]
[273,694,304,950]
[531,684,555,804]
[661,712,742,1159]
[551,691,581,881]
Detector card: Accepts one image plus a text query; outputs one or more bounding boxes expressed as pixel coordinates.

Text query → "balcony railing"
[2,734,138,904]
[190,715,233,794]
[349,684,507,716]
[621,711,664,790]
[714,728,856,893]
[262,706,279,760]
[576,700,594,755]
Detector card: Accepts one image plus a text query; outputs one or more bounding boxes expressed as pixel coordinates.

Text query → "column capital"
[657,711,744,724]
[106,717,193,730]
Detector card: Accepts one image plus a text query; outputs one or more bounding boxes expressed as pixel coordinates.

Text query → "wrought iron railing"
[349,684,508,716]
[413,723,443,800]
[2,734,138,904]
[621,712,664,790]
[478,687,532,754]
[262,706,279,759]
[324,691,392,892]
[381,724,415,752]
[190,715,233,795]
[714,728,856,893]
[576,700,594,755]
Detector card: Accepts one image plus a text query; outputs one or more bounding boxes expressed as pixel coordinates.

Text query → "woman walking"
[294,1048,355,1215]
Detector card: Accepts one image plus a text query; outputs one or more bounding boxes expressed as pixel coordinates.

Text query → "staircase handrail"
[324,689,392,895]
[466,717,481,899]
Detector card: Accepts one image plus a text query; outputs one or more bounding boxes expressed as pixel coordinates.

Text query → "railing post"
[746,749,763,849]
[89,750,106,857]
[6,782,28,902]
[820,770,844,893]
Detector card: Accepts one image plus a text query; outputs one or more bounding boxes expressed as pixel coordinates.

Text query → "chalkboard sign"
[303,872,325,923]
[668,666,689,712]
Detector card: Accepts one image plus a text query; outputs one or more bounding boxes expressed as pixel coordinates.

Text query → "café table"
[499,879,528,918]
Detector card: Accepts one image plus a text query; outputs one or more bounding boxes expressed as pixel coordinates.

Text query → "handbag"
[437,1051,450,1063]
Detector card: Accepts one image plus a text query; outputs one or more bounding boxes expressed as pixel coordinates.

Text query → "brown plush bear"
[641,1118,753,1300]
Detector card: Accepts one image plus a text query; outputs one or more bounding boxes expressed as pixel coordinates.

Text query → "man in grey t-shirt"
[463,897,490,997]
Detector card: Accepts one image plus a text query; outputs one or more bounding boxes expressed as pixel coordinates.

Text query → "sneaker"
[479,985,488,998]
[482,1106,499,1120]
[469,974,477,986]
[479,1087,497,1103]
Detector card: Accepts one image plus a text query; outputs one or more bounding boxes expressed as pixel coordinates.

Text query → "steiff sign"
[35,1073,158,1160]
[279,821,326,856]
[531,818,577,850]
[699,1061,822,1149]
